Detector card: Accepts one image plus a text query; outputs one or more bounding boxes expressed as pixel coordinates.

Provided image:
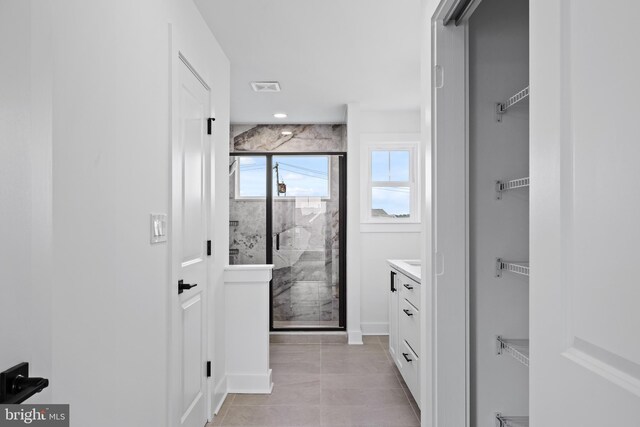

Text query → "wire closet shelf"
[496,336,529,367]
[496,86,529,121]
[496,414,529,427]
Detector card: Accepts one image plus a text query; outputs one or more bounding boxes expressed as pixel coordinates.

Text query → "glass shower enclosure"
[229,153,345,330]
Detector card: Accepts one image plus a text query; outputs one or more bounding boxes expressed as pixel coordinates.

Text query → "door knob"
[178,280,198,294]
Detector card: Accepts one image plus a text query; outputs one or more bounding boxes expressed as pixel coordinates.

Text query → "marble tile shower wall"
[230,124,346,152]
[229,124,345,325]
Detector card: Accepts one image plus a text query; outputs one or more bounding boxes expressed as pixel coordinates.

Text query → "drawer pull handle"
[403,309,413,317]
[402,353,413,363]
[403,284,414,290]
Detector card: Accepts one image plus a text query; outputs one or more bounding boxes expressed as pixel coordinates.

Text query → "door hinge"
[434,65,444,89]
[206,361,211,378]
[207,118,216,135]
[207,240,211,256]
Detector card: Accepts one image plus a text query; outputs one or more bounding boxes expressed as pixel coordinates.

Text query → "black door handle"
[178,280,198,294]
[276,233,280,251]
[402,353,412,363]
[403,283,414,290]
[403,309,413,317]
[0,362,49,404]
[390,271,397,292]
[12,375,48,394]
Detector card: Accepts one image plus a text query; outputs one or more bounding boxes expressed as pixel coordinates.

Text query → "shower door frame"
[231,151,347,332]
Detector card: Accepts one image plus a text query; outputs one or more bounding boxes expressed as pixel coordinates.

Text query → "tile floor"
[208,335,420,427]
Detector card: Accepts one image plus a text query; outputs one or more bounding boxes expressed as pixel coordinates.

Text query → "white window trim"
[360,134,421,228]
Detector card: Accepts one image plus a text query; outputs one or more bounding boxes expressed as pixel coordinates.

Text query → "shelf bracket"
[496,86,529,122]
[496,413,529,427]
[496,258,530,278]
[496,177,530,200]
[496,258,504,278]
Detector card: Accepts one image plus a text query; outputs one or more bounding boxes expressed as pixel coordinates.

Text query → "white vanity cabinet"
[388,260,421,407]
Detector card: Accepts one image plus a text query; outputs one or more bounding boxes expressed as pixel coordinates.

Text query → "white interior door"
[530,1,640,425]
[171,55,210,427]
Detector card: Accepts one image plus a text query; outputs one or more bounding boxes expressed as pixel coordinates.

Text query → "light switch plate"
[150,214,168,244]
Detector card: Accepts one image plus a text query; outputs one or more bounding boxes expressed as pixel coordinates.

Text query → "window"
[361,139,420,225]
[237,156,267,198]
[272,156,330,198]
[235,155,331,199]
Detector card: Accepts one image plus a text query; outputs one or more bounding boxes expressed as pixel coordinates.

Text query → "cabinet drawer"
[399,298,420,356]
[399,274,420,310]
[398,339,420,407]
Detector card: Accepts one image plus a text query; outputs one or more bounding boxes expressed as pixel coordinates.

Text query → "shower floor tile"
[273,320,339,328]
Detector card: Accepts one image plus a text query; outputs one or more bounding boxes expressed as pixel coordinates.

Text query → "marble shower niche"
[229,124,345,329]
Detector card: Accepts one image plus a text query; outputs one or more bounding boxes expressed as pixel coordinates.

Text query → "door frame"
[431,0,480,426]
[168,26,213,426]
[231,151,347,332]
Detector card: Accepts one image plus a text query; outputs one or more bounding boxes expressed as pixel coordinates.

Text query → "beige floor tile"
[221,335,417,427]
[321,359,396,375]
[319,404,420,427]
[270,334,322,344]
[321,350,390,364]
[271,372,321,386]
[320,388,409,406]
[320,334,348,344]
[271,348,321,365]
[271,343,321,354]
[232,386,320,406]
[320,373,403,390]
[233,374,321,406]
[271,360,322,374]
[320,343,386,355]
[221,405,321,426]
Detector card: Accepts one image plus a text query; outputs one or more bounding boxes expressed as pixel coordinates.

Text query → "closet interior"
[468,0,529,426]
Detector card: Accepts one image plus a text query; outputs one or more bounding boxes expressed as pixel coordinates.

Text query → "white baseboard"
[227,369,273,394]
[212,375,228,415]
[361,322,389,335]
[348,329,363,345]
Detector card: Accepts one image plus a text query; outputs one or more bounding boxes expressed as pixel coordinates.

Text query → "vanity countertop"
[387,259,421,283]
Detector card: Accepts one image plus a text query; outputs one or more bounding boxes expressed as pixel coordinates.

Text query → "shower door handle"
[275,233,280,250]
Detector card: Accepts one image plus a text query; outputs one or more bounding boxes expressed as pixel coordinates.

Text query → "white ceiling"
[194,0,422,124]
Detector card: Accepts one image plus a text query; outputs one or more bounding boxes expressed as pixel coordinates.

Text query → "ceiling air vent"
[251,81,281,92]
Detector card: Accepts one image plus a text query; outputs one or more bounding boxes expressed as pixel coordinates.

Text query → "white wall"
[347,108,422,337]
[0,1,233,426]
[0,0,53,403]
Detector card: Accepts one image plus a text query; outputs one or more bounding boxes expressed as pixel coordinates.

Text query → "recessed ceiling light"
[273,113,287,119]
[251,81,281,92]
[281,131,293,136]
